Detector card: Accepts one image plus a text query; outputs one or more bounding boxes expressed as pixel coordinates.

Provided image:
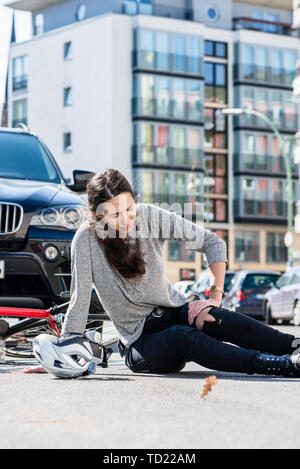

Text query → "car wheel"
[264,302,276,325]
[293,301,300,326]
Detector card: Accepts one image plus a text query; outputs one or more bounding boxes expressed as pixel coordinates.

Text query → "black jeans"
[124,303,297,375]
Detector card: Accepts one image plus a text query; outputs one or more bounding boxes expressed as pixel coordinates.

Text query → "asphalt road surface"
[1,324,300,449]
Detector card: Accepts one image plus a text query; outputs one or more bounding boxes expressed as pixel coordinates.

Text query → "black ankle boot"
[252,352,300,377]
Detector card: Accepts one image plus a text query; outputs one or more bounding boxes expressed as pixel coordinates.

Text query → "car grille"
[0,202,23,234]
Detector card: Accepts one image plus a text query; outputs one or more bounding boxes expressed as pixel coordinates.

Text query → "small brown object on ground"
[201,375,218,399]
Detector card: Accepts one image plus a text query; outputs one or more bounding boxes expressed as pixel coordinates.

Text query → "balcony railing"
[234,198,297,220]
[132,50,202,76]
[233,17,297,37]
[132,97,203,123]
[234,111,298,132]
[234,153,298,176]
[12,75,28,91]
[132,145,203,168]
[234,64,295,87]
[135,192,204,218]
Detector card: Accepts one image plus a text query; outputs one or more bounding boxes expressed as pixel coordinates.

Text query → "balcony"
[234,153,298,176]
[132,97,203,123]
[234,111,298,132]
[132,50,202,76]
[132,145,203,169]
[234,64,295,87]
[234,198,297,222]
[233,17,297,37]
[134,192,204,219]
[12,75,28,91]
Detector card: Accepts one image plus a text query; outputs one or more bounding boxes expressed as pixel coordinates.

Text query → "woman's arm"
[60,222,93,338]
[141,203,228,268]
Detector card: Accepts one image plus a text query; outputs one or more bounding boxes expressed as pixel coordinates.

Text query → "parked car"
[222,270,281,318]
[0,125,97,309]
[173,280,194,297]
[263,265,300,325]
[191,269,238,303]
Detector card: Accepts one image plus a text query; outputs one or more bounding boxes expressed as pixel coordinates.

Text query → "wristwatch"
[209,285,224,294]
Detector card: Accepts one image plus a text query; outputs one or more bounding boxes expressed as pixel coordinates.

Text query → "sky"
[0,0,31,112]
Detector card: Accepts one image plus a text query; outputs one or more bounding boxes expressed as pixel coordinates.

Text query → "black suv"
[0,126,95,309]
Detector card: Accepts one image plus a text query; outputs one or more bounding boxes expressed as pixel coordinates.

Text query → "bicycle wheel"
[3,312,117,359]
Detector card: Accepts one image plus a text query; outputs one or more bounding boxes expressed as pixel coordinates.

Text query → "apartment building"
[5,0,300,282]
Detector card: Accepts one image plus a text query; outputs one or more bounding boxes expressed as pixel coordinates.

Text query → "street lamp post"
[222,107,295,268]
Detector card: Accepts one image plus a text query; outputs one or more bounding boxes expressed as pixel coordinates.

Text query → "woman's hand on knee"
[188,299,220,326]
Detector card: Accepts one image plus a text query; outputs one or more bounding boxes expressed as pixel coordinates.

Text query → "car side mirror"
[67,170,95,192]
[273,280,280,289]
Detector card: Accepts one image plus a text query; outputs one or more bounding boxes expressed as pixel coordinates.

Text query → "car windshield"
[0,132,61,183]
[224,273,236,292]
[194,271,209,289]
[243,274,280,289]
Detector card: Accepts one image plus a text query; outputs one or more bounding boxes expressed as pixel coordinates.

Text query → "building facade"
[5,0,300,282]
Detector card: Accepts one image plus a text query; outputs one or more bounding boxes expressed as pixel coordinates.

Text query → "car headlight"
[30,205,89,230]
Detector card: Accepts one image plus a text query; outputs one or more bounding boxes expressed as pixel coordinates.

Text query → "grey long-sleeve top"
[61,202,228,347]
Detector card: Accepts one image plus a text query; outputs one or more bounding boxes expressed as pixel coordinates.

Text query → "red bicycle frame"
[0,306,61,336]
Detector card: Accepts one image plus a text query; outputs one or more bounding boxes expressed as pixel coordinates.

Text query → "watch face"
[76,3,86,21]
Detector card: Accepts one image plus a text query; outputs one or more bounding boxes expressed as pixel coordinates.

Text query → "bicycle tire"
[3,312,113,359]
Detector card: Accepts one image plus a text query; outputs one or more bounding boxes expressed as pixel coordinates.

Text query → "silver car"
[263,265,300,325]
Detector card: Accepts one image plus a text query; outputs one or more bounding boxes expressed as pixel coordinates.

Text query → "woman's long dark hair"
[86,169,147,280]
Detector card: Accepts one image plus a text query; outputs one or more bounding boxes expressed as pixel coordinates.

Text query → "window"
[156,77,170,117]
[63,87,72,106]
[187,128,201,166]
[235,231,259,262]
[140,0,152,15]
[204,62,227,104]
[34,14,44,35]
[64,42,72,60]
[168,241,195,261]
[157,172,169,203]
[141,170,154,202]
[134,169,203,209]
[141,30,154,68]
[187,81,201,121]
[12,55,28,91]
[63,132,72,151]
[141,123,154,163]
[188,37,201,73]
[252,10,279,33]
[124,0,152,15]
[173,80,186,119]
[156,126,169,165]
[136,73,202,121]
[136,30,202,75]
[271,180,285,217]
[204,154,227,194]
[0,132,60,183]
[204,108,227,149]
[156,32,169,70]
[291,269,300,285]
[174,36,186,72]
[266,232,287,263]
[204,198,227,222]
[204,40,227,58]
[173,127,185,165]
[12,98,27,127]
[140,74,154,115]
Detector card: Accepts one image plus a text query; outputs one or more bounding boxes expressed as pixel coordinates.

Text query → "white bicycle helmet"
[32,332,103,378]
